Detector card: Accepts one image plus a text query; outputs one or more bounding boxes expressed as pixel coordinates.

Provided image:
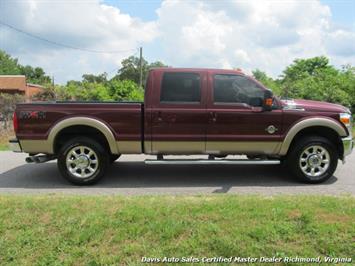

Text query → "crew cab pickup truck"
[10,68,353,185]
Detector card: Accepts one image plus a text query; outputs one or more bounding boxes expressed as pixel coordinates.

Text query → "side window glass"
[213,75,264,106]
[160,73,201,103]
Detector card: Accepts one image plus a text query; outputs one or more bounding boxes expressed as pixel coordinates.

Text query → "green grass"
[0,143,9,151]
[0,127,13,151]
[0,195,354,265]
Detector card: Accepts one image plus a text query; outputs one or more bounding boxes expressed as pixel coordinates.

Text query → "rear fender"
[49,117,118,154]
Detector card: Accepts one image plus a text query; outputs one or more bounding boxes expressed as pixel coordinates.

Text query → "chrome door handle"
[210,112,217,122]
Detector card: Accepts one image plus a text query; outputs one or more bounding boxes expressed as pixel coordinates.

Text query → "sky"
[0,0,354,84]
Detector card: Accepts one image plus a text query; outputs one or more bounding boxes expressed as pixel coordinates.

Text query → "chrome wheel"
[66,145,99,179]
[299,145,330,179]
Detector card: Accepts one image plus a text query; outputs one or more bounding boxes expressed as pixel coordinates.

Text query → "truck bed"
[15,101,143,145]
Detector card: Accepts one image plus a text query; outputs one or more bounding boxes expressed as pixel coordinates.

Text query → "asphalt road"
[0,151,354,195]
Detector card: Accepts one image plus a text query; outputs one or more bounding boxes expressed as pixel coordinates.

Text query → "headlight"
[339,113,352,128]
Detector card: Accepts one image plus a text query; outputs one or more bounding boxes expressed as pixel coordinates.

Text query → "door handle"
[157,111,163,122]
[210,112,217,122]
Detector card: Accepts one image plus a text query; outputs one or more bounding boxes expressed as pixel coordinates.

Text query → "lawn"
[0,127,13,151]
[0,195,353,265]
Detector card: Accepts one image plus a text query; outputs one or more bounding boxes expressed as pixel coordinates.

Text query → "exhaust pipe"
[25,155,56,164]
[25,156,35,163]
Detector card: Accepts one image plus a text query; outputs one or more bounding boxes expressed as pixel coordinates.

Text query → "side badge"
[266,125,278,134]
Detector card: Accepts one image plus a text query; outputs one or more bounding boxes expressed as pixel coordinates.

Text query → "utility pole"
[139,47,143,88]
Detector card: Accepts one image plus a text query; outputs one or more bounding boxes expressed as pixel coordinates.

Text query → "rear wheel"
[57,137,109,185]
[287,136,338,184]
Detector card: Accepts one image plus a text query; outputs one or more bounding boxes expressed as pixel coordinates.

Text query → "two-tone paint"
[13,68,353,159]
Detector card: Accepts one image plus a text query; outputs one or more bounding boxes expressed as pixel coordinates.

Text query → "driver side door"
[206,73,283,155]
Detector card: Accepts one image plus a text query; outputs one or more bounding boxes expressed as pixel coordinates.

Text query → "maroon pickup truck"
[10,68,353,185]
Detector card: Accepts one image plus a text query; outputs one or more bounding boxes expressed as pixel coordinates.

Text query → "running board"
[144,159,281,165]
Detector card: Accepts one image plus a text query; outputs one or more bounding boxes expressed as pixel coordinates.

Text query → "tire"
[57,137,109,185]
[110,154,121,164]
[287,136,338,184]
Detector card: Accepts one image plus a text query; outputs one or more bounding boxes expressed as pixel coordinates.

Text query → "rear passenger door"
[150,71,207,154]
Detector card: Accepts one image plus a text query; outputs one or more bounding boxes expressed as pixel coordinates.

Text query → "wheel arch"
[279,117,346,156]
[49,117,118,154]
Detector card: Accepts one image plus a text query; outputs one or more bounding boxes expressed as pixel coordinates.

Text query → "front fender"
[279,117,347,155]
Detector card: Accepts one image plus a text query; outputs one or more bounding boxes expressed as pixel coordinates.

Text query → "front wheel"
[287,136,338,184]
[57,137,109,185]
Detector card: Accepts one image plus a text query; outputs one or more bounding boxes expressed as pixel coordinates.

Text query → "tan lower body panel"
[149,141,281,155]
[20,139,142,155]
[19,139,282,156]
[20,140,52,154]
[206,141,281,155]
[151,141,205,154]
[116,141,141,154]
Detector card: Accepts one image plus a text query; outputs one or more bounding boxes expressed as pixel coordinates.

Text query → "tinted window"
[214,75,264,106]
[160,73,201,103]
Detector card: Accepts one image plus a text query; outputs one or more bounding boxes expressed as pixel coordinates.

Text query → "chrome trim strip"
[145,159,281,165]
[279,118,348,155]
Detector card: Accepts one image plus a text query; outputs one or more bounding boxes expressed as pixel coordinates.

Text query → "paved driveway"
[0,151,354,195]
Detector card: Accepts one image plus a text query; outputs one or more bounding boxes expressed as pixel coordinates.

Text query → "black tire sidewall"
[288,136,338,184]
[57,137,109,185]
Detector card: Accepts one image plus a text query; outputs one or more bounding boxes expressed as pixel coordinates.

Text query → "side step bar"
[145,159,281,165]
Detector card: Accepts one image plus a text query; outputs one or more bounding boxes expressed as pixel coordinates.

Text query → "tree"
[0,50,51,85]
[0,50,22,75]
[32,86,57,101]
[20,65,51,85]
[252,69,282,96]
[282,56,331,81]
[114,55,166,87]
[279,56,354,111]
[82,73,108,83]
[0,93,25,129]
[108,79,143,101]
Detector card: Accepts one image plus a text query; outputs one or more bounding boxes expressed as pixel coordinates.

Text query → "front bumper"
[342,136,353,157]
[9,139,22,153]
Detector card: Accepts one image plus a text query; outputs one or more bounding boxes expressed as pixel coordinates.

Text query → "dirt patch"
[316,211,350,224]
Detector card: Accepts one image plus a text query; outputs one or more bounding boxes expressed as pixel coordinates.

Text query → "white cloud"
[156,0,355,77]
[0,0,354,82]
[0,0,158,83]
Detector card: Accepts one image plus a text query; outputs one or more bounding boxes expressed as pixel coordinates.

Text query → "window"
[160,72,201,103]
[213,74,264,106]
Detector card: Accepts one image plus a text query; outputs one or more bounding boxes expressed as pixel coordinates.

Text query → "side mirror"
[263,90,273,111]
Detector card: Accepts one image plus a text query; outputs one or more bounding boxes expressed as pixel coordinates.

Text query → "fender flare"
[279,117,347,155]
[48,117,118,154]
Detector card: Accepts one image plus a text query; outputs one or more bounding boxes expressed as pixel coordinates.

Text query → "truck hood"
[281,99,349,113]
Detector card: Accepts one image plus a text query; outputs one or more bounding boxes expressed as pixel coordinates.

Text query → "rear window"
[160,72,201,103]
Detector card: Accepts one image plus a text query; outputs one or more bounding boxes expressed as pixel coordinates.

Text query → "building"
[0,75,45,102]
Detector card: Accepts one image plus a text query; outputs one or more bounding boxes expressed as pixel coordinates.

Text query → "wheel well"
[288,126,343,157]
[54,125,111,155]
